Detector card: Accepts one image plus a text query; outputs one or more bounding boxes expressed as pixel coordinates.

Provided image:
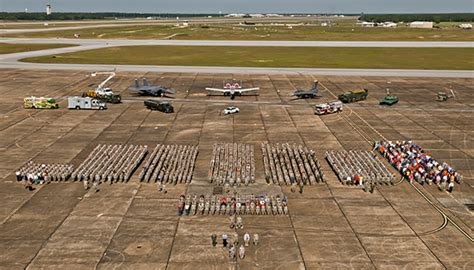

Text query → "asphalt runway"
[2,37,473,48]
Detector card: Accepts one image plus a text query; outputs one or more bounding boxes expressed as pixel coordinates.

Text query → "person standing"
[236,216,243,229]
[222,233,228,247]
[448,181,454,193]
[239,245,246,259]
[211,233,217,247]
[243,232,250,247]
[83,179,89,190]
[253,233,259,246]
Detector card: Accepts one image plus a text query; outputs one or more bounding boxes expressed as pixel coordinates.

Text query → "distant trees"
[359,13,473,23]
[0,12,219,21]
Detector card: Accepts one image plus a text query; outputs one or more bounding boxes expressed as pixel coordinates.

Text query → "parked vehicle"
[314,101,343,115]
[338,89,368,103]
[379,95,399,106]
[223,106,240,115]
[68,96,107,110]
[23,96,59,109]
[144,100,174,113]
[83,89,121,104]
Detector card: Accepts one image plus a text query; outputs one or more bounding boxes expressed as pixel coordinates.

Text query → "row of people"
[16,161,74,184]
[375,140,462,192]
[177,194,288,216]
[208,143,256,186]
[139,144,198,184]
[326,150,394,185]
[72,144,147,182]
[262,142,325,185]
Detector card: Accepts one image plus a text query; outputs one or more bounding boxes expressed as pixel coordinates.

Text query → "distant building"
[409,21,433,29]
[359,21,375,27]
[46,4,52,16]
[459,24,472,29]
[382,22,397,28]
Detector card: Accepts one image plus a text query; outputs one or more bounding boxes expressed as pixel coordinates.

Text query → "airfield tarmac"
[0,69,473,269]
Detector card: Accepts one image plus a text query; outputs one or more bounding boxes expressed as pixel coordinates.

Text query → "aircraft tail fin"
[143,78,149,87]
[134,79,140,88]
[313,80,319,91]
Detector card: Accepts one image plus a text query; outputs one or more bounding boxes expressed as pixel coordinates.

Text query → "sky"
[0,0,473,14]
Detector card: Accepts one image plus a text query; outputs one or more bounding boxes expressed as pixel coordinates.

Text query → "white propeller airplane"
[205,82,259,100]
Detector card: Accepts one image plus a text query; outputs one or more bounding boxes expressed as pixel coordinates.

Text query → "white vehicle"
[223,106,240,115]
[68,96,107,110]
[91,72,116,96]
[314,101,343,115]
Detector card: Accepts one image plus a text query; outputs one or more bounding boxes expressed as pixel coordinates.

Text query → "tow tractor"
[436,89,455,102]
[314,101,343,115]
[83,72,122,103]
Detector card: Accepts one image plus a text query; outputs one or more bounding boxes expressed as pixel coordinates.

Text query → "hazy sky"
[0,0,473,13]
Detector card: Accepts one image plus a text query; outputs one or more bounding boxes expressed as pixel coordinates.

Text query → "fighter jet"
[291,80,321,99]
[206,82,259,100]
[128,78,176,97]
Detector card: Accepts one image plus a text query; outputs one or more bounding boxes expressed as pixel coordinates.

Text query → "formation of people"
[177,194,288,216]
[262,142,324,186]
[326,150,394,186]
[375,140,462,192]
[209,143,256,186]
[139,144,198,184]
[72,144,147,183]
[16,161,74,189]
[210,216,260,262]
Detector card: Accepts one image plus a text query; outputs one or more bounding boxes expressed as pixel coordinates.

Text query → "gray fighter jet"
[291,80,321,99]
[128,78,176,97]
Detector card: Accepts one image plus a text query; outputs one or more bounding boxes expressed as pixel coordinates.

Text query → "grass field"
[4,23,474,41]
[22,45,474,70]
[0,43,76,54]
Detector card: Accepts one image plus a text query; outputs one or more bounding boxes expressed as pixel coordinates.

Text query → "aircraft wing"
[236,87,259,93]
[206,88,230,93]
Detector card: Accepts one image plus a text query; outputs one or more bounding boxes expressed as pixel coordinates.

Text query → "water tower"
[46,4,52,15]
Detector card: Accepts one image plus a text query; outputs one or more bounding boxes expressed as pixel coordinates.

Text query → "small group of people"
[16,161,74,190]
[211,231,259,261]
[83,179,100,192]
[376,140,462,192]
[177,193,288,216]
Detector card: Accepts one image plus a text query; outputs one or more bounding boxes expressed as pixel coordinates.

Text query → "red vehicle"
[314,101,343,115]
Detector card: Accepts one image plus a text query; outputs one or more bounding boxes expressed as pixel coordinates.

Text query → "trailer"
[315,101,343,115]
[23,96,59,109]
[68,96,107,110]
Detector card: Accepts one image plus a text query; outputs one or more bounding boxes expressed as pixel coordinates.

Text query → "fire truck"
[314,101,343,115]
[23,96,59,109]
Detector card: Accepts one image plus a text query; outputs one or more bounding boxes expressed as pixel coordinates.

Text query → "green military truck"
[338,89,369,103]
[144,100,174,113]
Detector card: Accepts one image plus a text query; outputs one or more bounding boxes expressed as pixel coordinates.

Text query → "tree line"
[359,13,473,23]
[0,12,220,21]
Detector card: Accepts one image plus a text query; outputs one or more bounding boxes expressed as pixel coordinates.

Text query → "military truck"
[23,96,59,109]
[83,89,121,104]
[144,100,174,113]
[68,96,107,110]
[338,89,368,103]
